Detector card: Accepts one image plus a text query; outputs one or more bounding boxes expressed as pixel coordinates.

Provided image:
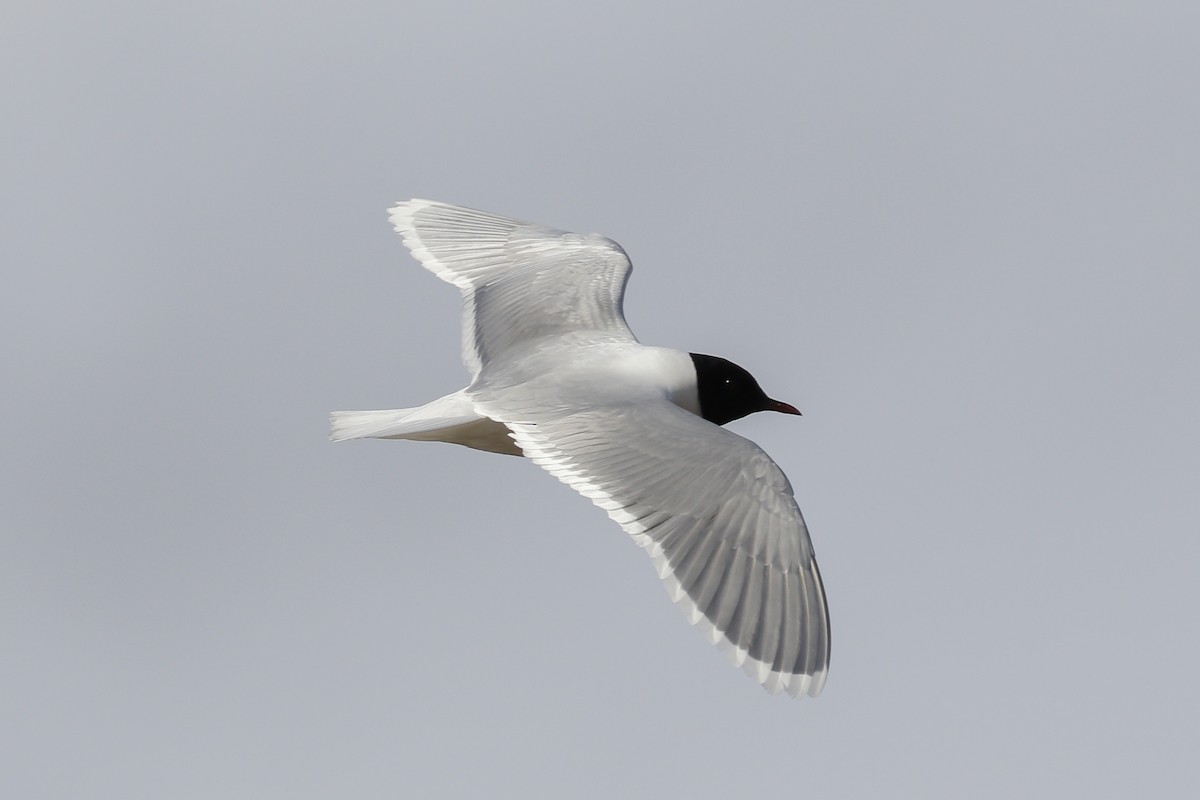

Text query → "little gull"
[331,200,830,697]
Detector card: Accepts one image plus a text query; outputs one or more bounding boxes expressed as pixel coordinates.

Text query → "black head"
[689,353,802,426]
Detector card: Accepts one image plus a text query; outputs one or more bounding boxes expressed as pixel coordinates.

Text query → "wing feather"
[481,398,830,697]
[707,547,750,641]
[389,200,636,377]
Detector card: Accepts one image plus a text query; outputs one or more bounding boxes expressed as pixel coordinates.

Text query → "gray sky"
[4,1,1199,797]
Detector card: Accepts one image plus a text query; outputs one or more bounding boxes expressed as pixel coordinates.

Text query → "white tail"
[330,408,453,442]
[329,391,521,455]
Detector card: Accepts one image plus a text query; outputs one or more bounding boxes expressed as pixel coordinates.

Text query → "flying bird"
[331,200,830,697]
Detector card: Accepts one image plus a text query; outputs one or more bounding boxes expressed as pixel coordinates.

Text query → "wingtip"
[661,562,827,700]
[387,198,433,231]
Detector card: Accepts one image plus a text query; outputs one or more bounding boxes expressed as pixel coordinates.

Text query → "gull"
[331,200,830,697]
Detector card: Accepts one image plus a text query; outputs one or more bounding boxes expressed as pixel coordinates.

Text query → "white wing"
[389,200,636,378]
[474,390,831,698]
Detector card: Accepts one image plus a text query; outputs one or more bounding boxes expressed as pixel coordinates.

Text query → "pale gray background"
[4,1,1199,797]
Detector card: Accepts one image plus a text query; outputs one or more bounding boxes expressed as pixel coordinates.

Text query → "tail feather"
[329,407,472,442]
[329,390,521,455]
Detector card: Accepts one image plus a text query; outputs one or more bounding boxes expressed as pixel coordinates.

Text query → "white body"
[330,345,700,457]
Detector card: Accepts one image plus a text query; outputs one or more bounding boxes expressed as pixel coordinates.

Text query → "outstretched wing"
[389,200,636,378]
[474,389,831,698]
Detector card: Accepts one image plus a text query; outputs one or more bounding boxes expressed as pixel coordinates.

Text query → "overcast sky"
[4,1,1199,797]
